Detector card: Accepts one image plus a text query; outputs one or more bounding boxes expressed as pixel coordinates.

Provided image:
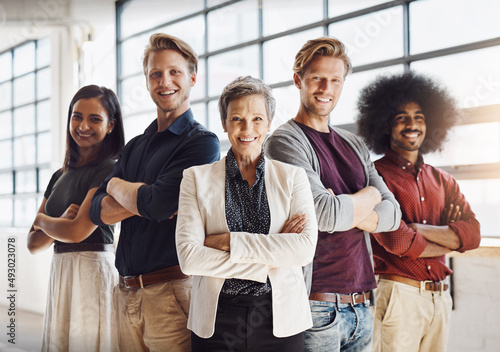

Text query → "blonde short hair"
[142,33,198,76]
[293,37,352,78]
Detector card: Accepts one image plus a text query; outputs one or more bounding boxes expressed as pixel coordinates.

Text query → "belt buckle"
[420,280,432,294]
[121,276,131,289]
[351,292,359,304]
[123,275,144,289]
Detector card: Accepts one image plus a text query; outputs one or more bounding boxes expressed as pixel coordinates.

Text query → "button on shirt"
[90,109,220,276]
[221,149,271,296]
[371,149,481,281]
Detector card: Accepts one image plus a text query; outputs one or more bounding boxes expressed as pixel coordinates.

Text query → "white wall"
[0,0,117,315]
[448,249,500,352]
[0,2,117,349]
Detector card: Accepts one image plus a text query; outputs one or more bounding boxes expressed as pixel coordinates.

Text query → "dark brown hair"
[63,85,125,171]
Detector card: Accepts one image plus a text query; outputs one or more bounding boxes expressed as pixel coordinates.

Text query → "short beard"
[390,135,421,152]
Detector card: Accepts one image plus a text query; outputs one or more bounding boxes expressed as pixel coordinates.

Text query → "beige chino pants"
[114,276,192,352]
[373,278,452,352]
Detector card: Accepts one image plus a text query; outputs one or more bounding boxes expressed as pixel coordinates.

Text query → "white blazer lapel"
[264,158,291,234]
[202,157,229,235]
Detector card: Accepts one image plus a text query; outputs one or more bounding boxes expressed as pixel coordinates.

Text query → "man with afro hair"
[356,71,481,352]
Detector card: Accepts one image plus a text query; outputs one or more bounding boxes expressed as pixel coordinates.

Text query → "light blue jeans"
[304,299,374,352]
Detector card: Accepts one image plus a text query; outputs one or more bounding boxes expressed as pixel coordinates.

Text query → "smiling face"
[70,98,114,153]
[223,94,270,163]
[294,55,345,124]
[146,49,196,120]
[390,101,427,162]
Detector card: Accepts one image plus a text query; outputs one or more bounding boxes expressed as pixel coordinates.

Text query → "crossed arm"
[327,186,382,233]
[89,156,144,226]
[204,213,308,251]
[28,188,100,254]
[413,203,462,257]
[99,178,142,225]
[176,167,318,280]
[373,203,464,259]
[264,128,401,235]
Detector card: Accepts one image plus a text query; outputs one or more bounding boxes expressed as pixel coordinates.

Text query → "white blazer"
[176,156,318,338]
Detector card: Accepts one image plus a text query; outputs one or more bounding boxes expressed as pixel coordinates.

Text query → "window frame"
[0,38,52,228]
[116,0,500,238]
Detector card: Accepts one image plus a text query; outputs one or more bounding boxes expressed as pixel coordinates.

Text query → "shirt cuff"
[89,193,106,226]
[403,232,428,260]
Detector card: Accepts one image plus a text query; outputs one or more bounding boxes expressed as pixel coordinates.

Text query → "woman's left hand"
[281,214,307,234]
[205,232,231,252]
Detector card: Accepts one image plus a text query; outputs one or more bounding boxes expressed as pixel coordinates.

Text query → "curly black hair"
[356,71,461,155]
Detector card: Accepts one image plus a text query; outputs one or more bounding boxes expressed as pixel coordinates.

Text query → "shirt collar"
[384,149,424,171]
[226,148,266,181]
[144,109,194,137]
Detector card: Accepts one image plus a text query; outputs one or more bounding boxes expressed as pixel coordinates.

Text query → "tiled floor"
[0,309,43,352]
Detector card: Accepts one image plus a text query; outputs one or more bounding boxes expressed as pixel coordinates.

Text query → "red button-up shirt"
[372,150,481,281]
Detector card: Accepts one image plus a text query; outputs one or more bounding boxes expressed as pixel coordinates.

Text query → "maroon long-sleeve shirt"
[372,150,481,282]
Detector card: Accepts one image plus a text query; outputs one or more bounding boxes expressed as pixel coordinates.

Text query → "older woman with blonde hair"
[176,76,318,351]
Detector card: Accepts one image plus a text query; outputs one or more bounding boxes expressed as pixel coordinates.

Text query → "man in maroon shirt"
[356,71,481,352]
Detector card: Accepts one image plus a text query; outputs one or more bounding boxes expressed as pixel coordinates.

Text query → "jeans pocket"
[309,303,338,331]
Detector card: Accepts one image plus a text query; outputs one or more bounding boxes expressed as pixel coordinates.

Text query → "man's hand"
[407,222,422,233]
[362,186,382,205]
[441,203,461,225]
[204,233,231,252]
[350,186,382,230]
[106,177,120,196]
[105,177,144,216]
[407,222,461,251]
[281,214,307,234]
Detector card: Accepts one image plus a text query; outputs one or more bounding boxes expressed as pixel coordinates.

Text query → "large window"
[0,38,52,228]
[116,0,500,238]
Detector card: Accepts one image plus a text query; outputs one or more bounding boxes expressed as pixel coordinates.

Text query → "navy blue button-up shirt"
[90,109,220,276]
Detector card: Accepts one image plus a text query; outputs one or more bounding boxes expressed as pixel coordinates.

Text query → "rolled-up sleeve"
[90,158,124,226]
[137,133,219,222]
[372,220,428,260]
[445,174,481,252]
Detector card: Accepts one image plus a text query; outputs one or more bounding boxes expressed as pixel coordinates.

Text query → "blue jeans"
[304,299,373,352]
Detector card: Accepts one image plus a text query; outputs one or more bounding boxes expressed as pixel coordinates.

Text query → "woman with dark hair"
[28,85,125,351]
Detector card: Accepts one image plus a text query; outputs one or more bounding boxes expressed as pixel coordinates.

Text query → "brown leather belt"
[309,291,370,304]
[54,243,114,253]
[121,265,188,289]
[380,274,449,292]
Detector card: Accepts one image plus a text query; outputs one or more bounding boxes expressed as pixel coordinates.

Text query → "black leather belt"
[54,243,114,253]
